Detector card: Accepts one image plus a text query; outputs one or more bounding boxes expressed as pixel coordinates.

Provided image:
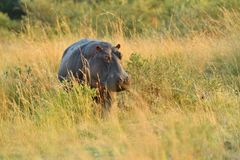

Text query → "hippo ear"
[116,44,121,49]
[96,46,103,51]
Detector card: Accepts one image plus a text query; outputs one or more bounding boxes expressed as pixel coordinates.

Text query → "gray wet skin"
[58,39,130,110]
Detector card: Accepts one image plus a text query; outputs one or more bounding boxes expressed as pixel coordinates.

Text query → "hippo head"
[89,43,130,92]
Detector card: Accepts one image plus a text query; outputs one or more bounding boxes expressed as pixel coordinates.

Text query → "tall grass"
[0,9,240,160]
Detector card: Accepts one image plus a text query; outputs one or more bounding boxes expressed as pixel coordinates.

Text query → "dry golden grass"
[0,13,240,159]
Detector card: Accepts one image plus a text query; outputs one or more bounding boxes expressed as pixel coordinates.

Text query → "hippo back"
[58,39,112,82]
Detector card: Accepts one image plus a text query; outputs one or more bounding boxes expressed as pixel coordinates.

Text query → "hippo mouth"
[90,78,130,92]
[115,83,130,92]
[93,82,129,92]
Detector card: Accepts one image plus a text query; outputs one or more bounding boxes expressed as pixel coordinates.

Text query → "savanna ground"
[1,1,240,159]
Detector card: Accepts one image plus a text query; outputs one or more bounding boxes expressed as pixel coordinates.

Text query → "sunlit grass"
[0,10,240,160]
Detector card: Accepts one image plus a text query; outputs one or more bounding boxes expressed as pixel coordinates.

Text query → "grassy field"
[0,7,240,160]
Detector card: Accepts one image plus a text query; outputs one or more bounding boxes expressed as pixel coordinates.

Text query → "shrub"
[0,0,25,19]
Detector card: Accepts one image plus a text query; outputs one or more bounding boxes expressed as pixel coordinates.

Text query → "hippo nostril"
[124,76,130,84]
[117,77,123,84]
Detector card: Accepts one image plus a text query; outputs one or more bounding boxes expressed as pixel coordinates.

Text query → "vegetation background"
[0,0,240,159]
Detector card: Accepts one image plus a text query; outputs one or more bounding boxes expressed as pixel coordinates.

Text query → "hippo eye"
[115,51,122,60]
[104,55,111,62]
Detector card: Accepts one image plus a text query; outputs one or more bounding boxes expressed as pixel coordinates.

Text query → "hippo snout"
[116,74,130,91]
[117,75,130,85]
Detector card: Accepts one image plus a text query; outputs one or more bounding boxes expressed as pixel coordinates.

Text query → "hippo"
[58,39,130,113]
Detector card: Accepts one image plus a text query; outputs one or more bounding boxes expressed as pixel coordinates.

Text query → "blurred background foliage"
[0,0,240,37]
